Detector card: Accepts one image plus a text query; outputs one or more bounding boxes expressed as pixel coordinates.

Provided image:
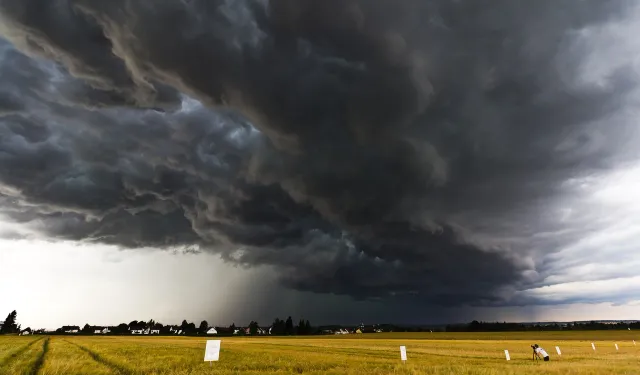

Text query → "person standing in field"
[532,344,550,361]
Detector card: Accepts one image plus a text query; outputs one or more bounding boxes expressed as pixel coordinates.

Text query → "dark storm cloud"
[0,0,639,309]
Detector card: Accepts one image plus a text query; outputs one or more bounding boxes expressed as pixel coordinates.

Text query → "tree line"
[444,320,640,332]
[0,310,316,336]
[4,309,638,335]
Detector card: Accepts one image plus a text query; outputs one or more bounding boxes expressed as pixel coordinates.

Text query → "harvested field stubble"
[0,331,638,374]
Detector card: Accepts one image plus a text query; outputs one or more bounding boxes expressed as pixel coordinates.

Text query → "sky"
[1,0,640,330]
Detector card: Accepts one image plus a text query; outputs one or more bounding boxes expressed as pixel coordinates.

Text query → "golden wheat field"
[1,331,639,375]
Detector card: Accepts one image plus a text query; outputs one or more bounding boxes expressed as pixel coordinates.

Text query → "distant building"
[206,328,218,335]
[150,329,160,335]
[61,326,80,334]
[93,327,111,335]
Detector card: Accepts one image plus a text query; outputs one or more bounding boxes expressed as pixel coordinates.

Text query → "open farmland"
[0,331,638,375]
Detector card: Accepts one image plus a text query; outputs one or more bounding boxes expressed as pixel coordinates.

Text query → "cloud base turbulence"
[1,0,640,319]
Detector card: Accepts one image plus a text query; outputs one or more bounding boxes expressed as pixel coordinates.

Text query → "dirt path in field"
[27,337,49,375]
[0,337,44,369]
[63,340,134,375]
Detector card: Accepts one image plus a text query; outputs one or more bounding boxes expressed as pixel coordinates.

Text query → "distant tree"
[128,321,139,329]
[181,320,189,330]
[249,321,259,335]
[229,323,236,332]
[147,319,155,328]
[82,324,92,334]
[116,323,129,334]
[305,320,312,335]
[199,320,209,332]
[285,316,293,335]
[297,319,306,335]
[0,310,18,334]
[187,322,196,333]
[271,318,286,335]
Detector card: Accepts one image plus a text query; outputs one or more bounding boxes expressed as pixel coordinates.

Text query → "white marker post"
[555,346,561,356]
[400,346,407,363]
[591,343,596,351]
[504,350,511,361]
[615,343,619,351]
[204,340,221,367]
[633,340,636,346]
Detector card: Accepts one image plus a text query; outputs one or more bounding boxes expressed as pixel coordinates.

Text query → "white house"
[150,329,160,335]
[62,326,80,334]
[20,330,31,336]
[206,327,218,335]
[131,329,145,335]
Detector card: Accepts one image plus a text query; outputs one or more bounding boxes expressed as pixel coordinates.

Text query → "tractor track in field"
[0,337,44,368]
[27,337,49,375]
[63,339,135,375]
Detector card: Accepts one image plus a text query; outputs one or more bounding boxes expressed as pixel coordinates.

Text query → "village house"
[206,327,218,335]
[93,327,111,334]
[61,326,80,334]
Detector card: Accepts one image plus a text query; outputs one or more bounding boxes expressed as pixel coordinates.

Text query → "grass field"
[0,331,638,374]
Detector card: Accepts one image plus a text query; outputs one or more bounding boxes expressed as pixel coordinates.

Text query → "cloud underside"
[1,0,639,308]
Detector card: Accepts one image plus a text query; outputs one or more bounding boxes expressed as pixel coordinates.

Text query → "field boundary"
[64,339,134,375]
[27,337,49,375]
[0,337,44,368]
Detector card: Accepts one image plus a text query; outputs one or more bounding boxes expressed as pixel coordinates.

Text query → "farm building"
[61,326,80,334]
[206,327,218,335]
[93,327,111,334]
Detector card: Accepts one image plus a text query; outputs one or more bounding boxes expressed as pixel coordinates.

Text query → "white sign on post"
[504,350,510,361]
[400,346,407,362]
[555,346,561,356]
[204,340,221,364]
[615,343,619,351]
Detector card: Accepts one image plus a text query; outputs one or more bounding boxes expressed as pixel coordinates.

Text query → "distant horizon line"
[15,319,640,331]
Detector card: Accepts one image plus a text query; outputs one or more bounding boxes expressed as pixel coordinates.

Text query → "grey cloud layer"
[1,0,639,309]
